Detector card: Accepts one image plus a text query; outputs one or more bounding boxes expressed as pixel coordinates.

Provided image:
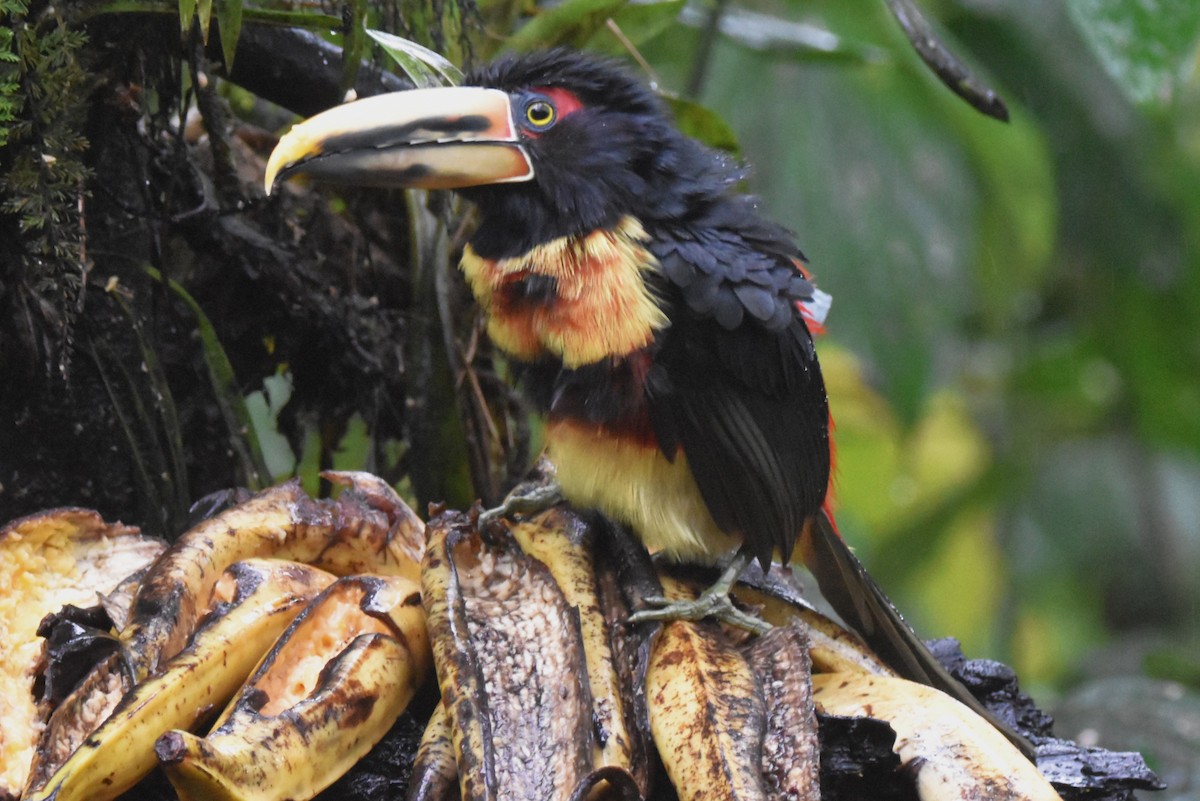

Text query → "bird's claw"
[476,479,565,531]
[628,590,772,635]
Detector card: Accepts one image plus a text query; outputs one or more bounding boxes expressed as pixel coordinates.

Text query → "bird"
[264,48,1029,752]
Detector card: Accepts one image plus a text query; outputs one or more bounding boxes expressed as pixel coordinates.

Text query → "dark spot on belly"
[504,273,559,307]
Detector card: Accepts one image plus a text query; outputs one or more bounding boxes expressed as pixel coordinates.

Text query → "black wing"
[647,207,831,567]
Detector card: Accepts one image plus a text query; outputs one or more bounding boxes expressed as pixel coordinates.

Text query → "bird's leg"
[628,545,770,635]
[476,475,565,530]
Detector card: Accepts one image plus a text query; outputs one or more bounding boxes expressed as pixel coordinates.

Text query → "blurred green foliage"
[627,0,1200,690]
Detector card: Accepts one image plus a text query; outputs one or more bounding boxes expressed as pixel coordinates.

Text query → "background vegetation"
[2,0,1198,784]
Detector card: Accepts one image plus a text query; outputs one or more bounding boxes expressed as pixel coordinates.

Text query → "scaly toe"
[628,592,771,635]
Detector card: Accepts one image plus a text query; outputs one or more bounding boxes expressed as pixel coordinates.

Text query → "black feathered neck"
[462,50,746,259]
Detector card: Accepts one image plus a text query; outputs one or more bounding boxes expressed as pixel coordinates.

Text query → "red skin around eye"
[530,86,584,119]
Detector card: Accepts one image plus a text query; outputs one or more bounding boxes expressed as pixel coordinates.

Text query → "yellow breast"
[459,216,669,368]
[546,419,738,562]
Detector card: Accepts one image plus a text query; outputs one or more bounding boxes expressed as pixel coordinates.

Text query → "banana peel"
[157,574,430,801]
[645,617,821,801]
[725,567,896,677]
[423,508,657,801]
[23,559,335,801]
[507,510,640,784]
[119,473,421,685]
[812,672,1062,801]
[0,508,163,801]
[24,472,424,792]
[409,702,459,801]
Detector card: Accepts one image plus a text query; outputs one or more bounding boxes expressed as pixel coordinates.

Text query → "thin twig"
[606,19,661,89]
[883,0,1009,122]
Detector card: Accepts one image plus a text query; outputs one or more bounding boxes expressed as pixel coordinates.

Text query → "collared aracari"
[265,49,1028,751]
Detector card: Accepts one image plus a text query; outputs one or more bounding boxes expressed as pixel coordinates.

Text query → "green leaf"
[340,0,367,94]
[504,0,628,51]
[196,0,211,41]
[178,0,196,32]
[1066,0,1200,106]
[662,94,740,154]
[584,0,685,54]
[216,0,242,70]
[366,29,464,88]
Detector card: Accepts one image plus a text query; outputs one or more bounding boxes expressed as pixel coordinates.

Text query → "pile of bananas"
[1,475,1155,801]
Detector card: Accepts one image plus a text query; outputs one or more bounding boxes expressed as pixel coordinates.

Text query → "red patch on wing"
[532,86,584,119]
[791,258,828,335]
[798,302,827,336]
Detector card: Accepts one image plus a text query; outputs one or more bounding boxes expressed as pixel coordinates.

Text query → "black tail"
[803,511,1034,757]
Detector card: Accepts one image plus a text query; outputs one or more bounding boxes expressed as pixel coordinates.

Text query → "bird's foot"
[628,590,771,635]
[628,545,771,635]
[476,477,565,531]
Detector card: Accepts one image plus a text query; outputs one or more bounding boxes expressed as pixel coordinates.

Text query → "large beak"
[264,87,534,194]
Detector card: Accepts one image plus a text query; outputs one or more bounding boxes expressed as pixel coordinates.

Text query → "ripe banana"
[812,672,1063,801]
[423,510,600,801]
[507,508,639,783]
[121,475,421,684]
[0,508,163,801]
[23,559,334,801]
[724,567,896,675]
[26,473,423,788]
[645,616,822,801]
[407,702,458,801]
[157,574,429,801]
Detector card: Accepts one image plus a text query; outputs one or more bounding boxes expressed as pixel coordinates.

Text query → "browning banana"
[645,577,821,801]
[408,702,459,801]
[812,673,1063,801]
[507,509,639,782]
[25,473,423,790]
[157,574,429,801]
[423,511,597,801]
[24,559,334,801]
[725,568,896,676]
[0,508,163,801]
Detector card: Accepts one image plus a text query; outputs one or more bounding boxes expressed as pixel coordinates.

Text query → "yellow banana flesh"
[24,559,334,801]
[25,473,424,791]
[0,508,163,801]
[157,574,430,801]
[812,673,1063,801]
[408,702,459,801]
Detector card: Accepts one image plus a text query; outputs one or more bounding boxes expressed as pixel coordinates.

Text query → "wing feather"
[649,226,830,565]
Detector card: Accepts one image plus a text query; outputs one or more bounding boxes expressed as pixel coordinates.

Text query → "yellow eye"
[525,100,556,128]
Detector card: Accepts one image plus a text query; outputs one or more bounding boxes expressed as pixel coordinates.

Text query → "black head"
[463,50,739,257]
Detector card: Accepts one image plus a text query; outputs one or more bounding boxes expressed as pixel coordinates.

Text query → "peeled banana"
[24,559,335,801]
[25,472,424,790]
[645,618,821,801]
[0,508,163,801]
[812,672,1063,801]
[157,573,430,801]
